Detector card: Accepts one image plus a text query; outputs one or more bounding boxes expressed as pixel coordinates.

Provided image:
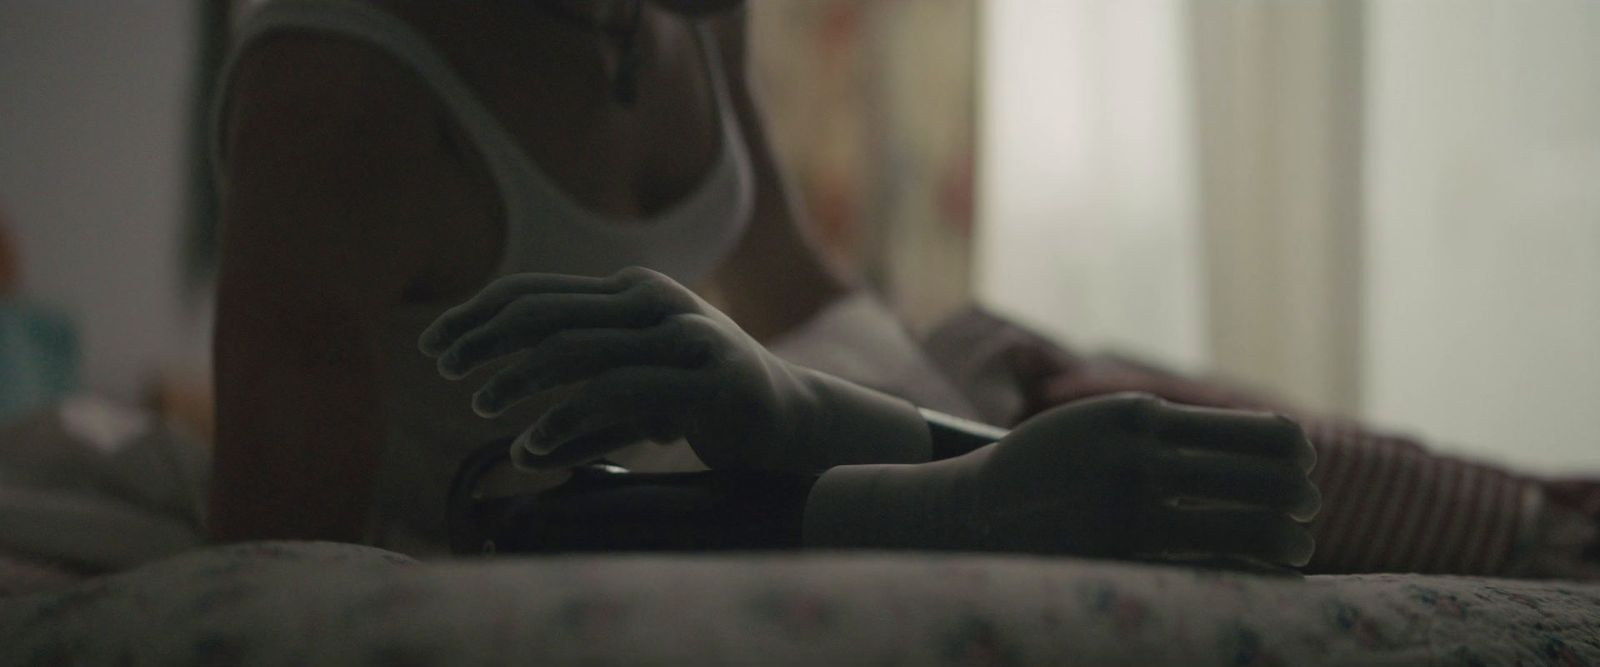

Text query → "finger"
[472,315,721,417]
[1158,556,1303,578]
[512,415,688,467]
[438,292,644,378]
[1152,406,1316,473]
[1152,451,1321,521]
[524,366,716,456]
[1138,553,1304,578]
[436,283,696,379]
[419,273,623,355]
[1140,507,1316,568]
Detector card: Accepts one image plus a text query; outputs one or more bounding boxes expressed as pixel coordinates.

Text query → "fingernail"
[511,433,544,465]
[438,355,464,380]
[471,392,500,418]
[528,434,557,456]
[525,420,557,455]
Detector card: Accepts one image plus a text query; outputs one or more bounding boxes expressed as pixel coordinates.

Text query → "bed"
[4,542,1599,665]
[2,299,1598,665]
[1,393,1597,666]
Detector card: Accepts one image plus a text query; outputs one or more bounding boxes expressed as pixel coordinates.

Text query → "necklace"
[532,0,645,107]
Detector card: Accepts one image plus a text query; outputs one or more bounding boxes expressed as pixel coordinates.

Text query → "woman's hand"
[420,267,928,471]
[974,393,1319,564]
[806,393,1321,569]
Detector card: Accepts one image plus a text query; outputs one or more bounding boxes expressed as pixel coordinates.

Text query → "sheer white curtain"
[975,0,1362,412]
[975,0,1209,375]
[977,0,1600,472]
[1187,1,1365,414]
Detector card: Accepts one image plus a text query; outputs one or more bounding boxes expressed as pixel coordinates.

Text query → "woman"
[212,0,878,549]
[211,0,1316,565]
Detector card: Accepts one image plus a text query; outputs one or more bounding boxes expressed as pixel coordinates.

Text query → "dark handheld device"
[447,411,1008,555]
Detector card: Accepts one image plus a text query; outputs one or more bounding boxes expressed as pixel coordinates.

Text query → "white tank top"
[213,0,754,553]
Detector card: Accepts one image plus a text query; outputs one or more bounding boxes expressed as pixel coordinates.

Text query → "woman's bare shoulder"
[222,29,439,169]
[219,24,499,301]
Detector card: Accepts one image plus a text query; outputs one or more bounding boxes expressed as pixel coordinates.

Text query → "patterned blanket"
[3,542,1598,666]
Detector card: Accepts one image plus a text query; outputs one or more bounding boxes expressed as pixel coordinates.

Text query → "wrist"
[802,455,979,550]
[792,366,932,469]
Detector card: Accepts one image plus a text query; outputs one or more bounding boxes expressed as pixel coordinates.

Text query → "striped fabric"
[1546,480,1600,518]
[924,308,1582,577]
[1295,417,1535,575]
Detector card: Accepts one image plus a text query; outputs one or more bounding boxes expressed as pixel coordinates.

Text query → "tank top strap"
[691,22,738,139]
[212,0,754,287]
[210,0,529,206]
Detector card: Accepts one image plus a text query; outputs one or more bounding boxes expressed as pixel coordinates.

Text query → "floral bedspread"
[2,542,1598,666]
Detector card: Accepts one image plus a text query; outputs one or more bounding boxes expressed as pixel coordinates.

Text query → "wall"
[0,1,210,402]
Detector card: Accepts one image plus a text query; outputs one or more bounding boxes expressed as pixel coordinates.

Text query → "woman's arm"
[211,35,474,542]
[458,395,1317,570]
[806,394,1319,568]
